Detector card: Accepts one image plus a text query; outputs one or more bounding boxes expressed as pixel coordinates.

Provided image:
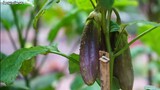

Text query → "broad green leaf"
[110,21,120,32]
[137,25,160,55]
[0,52,7,61]
[20,58,35,76]
[0,44,63,84]
[31,73,63,90]
[153,73,160,84]
[68,53,80,74]
[0,46,50,84]
[112,77,121,90]
[114,0,138,7]
[0,5,14,30]
[33,0,59,30]
[71,74,100,90]
[0,43,79,84]
[76,0,96,10]
[68,0,96,10]
[71,74,84,90]
[83,82,100,90]
[125,20,160,27]
[48,9,79,42]
[97,0,114,10]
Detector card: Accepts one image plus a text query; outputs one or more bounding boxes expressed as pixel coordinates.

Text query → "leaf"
[97,0,114,10]
[0,44,63,84]
[114,0,138,7]
[47,9,79,42]
[125,20,160,27]
[33,0,59,30]
[71,74,84,90]
[112,77,121,90]
[137,25,160,55]
[68,53,80,74]
[20,58,35,76]
[31,73,63,90]
[0,5,14,30]
[0,52,7,61]
[71,74,100,90]
[110,21,120,32]
[0,46,49,84]
[76,0,96,10]
[82,82,100,90]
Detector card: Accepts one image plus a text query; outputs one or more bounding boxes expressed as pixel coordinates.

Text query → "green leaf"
[0,5,14,30]
[114,0,138,7]
[125,20,160,27]
[0,52,7,61]
[76,0,96,10]
[33,0,59,30]
[112,77,121,90]
[71,74,100,90]
[68,53,80,74]
[31,73,63,90]
[48,9,79,42]
[97,0,114,10]
[137,25,160,55]
[0,46,49,84]
[0,44,63,84]
[110,21,120,32]
[71,74,84,90]
[20,58,35,76]
[83,82,100,90]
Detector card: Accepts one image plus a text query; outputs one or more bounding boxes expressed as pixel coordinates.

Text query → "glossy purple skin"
[80,19,99,85]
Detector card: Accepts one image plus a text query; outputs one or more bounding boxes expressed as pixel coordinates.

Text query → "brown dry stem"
[99,51,110,90]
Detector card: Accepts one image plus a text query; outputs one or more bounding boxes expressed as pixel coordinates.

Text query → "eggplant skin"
[80,19,99,85]
[113,31,134,90]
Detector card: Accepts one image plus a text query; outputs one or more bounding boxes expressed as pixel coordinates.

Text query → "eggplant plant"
[0,0,160,90]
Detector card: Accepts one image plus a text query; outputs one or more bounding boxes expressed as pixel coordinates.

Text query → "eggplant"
[113,30,134,90]
[80,18,100,85]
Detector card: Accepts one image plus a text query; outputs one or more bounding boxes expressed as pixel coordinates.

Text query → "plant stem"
[112,8,121,25]
[101,9,113,90]
[90,0,96,8]
[6,30,17,50]
[10,6,24,48]
[24,11,34,44]
[114,26,159,57]
[24,76,30,88]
